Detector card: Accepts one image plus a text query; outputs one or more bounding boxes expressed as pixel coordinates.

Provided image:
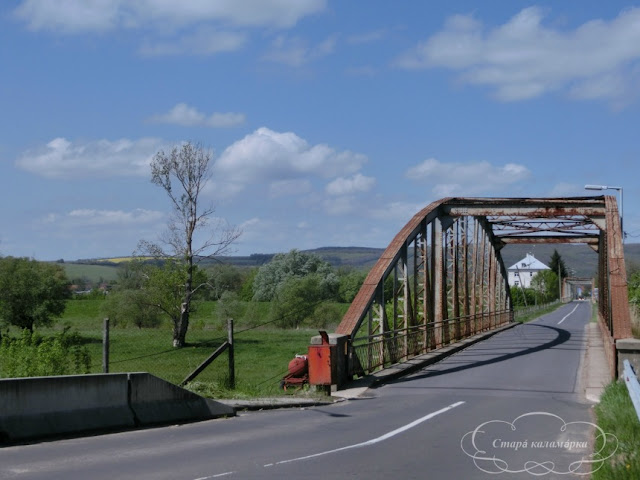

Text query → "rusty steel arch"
[336,196,631,378]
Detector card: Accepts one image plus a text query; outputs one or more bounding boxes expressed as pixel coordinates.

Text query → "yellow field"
[96,257,153,264]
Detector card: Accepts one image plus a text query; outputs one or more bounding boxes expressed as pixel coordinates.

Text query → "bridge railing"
[351,309,513,375]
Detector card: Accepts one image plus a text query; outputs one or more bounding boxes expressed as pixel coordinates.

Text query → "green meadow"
[28,298,346,398]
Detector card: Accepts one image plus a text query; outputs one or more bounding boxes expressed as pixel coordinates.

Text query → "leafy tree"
[0,257,71,331]
[338,270,367,303]
[102,259,161,328]
[252,249,339,301]
[510,286,536,307]
[307,302,343,329]
[531,270,559,302]
[138,142,241,347]
[114,259,148,290]
[145,260,208,338]
[215,291,245,327]
[549,250,568,279]
[101,289,162,329]
[238,268,258,301]
[208,263,243,300]
[270,274,326,328]
[104,260,208,334]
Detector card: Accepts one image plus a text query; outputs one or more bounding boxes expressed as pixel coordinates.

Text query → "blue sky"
[1,1,639,260]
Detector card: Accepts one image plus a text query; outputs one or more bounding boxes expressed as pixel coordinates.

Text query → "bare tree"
[139,142,241,347]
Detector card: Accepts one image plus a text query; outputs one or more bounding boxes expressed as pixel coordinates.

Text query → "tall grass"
[593,381,640,479]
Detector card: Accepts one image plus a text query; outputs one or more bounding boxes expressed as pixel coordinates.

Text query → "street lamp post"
[585,184,624,241]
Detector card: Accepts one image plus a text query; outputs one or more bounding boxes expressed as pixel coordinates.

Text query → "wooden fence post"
[228,318,235,389]
[102,318,109,373]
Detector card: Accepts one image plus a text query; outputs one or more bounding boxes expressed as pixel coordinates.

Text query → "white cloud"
[368,201,426,221]
[66,208,164,226]
[213,127,367,195]
[323,196,357,216]
[326,173,376,196]
[234,217,287,248]
[16,137,165,178]
[263,34,338,66]
[406,158,530,196]
[14,0,326,33]
[42,209,164,228]
[139,28,247,56]
[347,29,387,45]
[269,179,312,198]
[396,6,640,105]
[149,103,245,127]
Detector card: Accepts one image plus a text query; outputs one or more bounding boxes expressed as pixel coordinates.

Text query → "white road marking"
[558,303,580,324]
[265,401,465,467]
[193,472,235,479]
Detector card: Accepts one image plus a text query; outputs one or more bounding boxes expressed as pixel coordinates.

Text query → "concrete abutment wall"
[0,372,234,443]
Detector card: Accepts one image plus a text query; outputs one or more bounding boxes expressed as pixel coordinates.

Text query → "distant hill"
[502,243,640,278]
[209,246,385,270]
[65,244,640,284]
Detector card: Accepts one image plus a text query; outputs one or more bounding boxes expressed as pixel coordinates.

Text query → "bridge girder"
[336,196,631,378]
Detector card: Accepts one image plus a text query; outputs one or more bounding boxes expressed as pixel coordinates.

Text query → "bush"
[306,302,342,329]
[0,328,91,378]
[100,289,162,329]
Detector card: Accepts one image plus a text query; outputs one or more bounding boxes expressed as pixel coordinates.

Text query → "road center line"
[558,303,579,325]
[265,401,465,467]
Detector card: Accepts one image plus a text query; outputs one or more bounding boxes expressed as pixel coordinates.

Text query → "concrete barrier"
[0,373,235,443]
[0,373,135,442]
[128,373,234,425]
[617,338,640,377]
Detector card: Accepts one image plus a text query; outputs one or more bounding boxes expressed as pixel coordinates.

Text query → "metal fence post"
[102,317,109,373]
[227,318,235,389]
[623,360,640,422]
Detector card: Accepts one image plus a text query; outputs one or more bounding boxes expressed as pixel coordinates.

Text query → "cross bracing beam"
[335,196,632,378]
[499,236,599,245]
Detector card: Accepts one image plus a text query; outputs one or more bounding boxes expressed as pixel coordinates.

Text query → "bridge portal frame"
[335,196,631,379]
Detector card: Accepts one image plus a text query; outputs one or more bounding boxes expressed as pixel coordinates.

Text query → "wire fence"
[94,300,330,388]
[513,299,563,320]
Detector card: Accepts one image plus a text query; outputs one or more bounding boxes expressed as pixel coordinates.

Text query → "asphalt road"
[0,301,598,480]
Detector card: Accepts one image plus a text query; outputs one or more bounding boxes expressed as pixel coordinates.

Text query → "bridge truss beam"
[336,196,631,378]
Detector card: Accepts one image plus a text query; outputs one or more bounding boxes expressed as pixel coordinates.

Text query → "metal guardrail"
[623,360,640,422]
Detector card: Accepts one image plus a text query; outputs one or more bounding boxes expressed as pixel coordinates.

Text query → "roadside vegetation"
[593,381,640,479]
[625,263,640,337]
[510,251,573,323]
[513,301,564,323]
[0,248,362,397]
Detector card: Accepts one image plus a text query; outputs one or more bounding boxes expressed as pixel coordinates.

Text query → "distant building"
[507,253,550,288]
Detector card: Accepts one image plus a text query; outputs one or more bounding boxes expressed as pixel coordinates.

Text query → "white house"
[507,253,550,288]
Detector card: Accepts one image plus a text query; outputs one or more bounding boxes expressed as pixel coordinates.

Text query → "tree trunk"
[173,303,190,348]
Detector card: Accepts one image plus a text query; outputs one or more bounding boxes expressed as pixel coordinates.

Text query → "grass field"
[62,263,119,283]
[31,298,347,398]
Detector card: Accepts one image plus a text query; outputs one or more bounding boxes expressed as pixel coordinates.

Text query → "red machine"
[280,354,309,390]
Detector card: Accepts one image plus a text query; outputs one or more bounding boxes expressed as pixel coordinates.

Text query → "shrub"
[0,328,91,378]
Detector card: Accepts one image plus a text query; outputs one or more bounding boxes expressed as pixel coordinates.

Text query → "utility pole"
[558,263,562,301]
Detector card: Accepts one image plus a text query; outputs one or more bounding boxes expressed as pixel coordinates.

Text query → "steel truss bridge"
[335,196,631,378]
